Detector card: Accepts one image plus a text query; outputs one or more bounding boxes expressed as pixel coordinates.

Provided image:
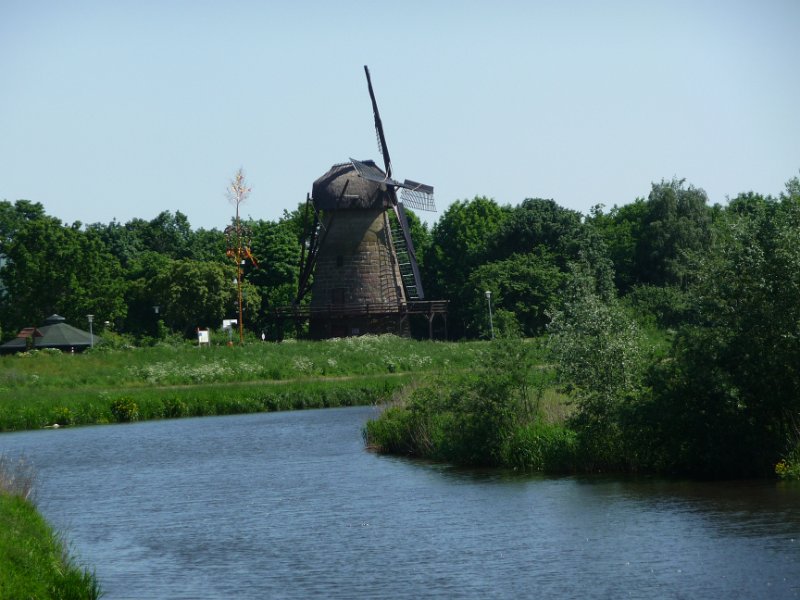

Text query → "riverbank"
[364,338,577,472]
[0,457,101,599]
[0,336,486,432]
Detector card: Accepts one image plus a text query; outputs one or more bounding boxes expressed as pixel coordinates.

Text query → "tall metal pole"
[237,244,244,345]
[87,314,94,348]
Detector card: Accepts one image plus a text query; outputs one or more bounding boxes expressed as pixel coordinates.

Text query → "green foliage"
[503,422,577,472]
[423,196,509,337]
[634,178,712,287]
[548,264,650,471]
[110,396,139,422]
[639,193,800,476]
[486,197,581,264]
[588,199,647,292]
[622,283,693,329]
[245,217,301,336]
[365,339,561,468]
[466,251,563,337]
[0,214,127,333]
[151,259,259,336]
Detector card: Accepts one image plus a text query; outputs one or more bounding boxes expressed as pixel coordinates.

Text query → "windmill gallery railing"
[268,300,448,340]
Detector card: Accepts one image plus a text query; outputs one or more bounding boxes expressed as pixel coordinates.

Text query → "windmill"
[296,65,438,338]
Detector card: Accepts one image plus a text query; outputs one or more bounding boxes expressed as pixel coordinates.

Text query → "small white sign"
[197,329,210,345]
[222,319,237,330]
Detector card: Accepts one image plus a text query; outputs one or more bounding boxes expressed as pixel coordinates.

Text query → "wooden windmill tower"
[296,66,441,339]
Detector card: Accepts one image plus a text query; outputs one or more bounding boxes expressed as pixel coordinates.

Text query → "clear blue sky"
[2,0,798,230]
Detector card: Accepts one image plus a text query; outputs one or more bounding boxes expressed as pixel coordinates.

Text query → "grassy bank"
[0,335,484,432]
[364,339,580,473]
[0,456,101,599]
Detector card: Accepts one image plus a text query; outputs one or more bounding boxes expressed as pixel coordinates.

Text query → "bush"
[110,396,139,422]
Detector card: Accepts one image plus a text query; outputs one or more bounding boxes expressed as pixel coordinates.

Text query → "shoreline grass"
[0,456,101,599]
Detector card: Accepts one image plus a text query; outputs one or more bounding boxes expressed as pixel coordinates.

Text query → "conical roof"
[0,315,100,353]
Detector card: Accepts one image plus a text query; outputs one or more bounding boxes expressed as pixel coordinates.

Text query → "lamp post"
[153,305,160,338]
[87,314,94,348]
[484,290,494,340]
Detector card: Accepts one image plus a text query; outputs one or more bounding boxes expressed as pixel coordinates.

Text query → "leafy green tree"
[144,211,194,258]
[634,178,712,287]
[244,218,301,335]
[465,251,563,337]
[486,198,581,264]
[423,196,508,337]
[641,190,800,476]
[91,211,197,267]
[588,199,647,293]
[150,259,259,337]
[120,251,173,336]
[0,200,47,252]
[0,216,126,333]
[186,227,226,264]
[548,263,649,470]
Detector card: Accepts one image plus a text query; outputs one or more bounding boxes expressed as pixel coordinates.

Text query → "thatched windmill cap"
[312,160,391,211]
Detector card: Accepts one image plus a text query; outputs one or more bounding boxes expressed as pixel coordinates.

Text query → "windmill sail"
[364,65,392,177]
[400,180,435,212]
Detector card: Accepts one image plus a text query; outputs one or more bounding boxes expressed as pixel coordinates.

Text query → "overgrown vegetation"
[365,339,578,472]
[0,456,101,599]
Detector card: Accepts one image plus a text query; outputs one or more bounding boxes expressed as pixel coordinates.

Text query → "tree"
[245,217,301,335]
[150,259,259,337]
[486,198,581,265]
[465,251,563,338]
[547,263,648,470]
[423,197,508,337]
[634,179,712,287]
[641,190,800,476]
[588,199,647,293]
[0,200,47,252]
[0,216,126,333]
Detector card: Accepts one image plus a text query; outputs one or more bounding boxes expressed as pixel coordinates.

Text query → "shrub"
[110,396,139,422]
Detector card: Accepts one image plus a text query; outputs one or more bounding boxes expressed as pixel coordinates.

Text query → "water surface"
[2,406,799,598]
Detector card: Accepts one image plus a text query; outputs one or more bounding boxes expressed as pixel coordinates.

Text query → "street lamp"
[484,290,494,340]
[87,314,94,348]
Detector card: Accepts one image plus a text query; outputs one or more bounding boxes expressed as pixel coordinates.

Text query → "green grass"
[0,456,101,599]
[0,335,494,432]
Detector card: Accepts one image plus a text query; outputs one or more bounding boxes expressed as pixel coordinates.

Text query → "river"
[2,406,799,599]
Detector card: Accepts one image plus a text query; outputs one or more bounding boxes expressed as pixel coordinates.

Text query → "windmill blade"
[364,65,392,178]
[399,179,436,212]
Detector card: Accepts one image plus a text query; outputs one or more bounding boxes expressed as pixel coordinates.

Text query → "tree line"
[0,202,304,341]
[1,175,797,345]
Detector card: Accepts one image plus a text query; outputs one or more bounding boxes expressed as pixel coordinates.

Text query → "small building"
[0,314,100,354]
